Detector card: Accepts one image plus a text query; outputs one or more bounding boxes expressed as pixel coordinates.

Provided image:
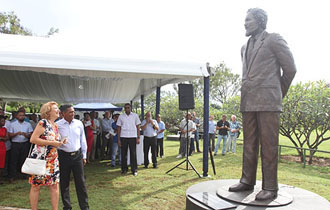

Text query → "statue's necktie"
[247,37,256,65]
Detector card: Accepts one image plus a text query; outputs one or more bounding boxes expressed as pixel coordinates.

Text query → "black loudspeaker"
[178,84,195,110]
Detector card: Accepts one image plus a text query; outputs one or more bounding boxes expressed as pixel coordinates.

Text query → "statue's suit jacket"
[240,31,297,112]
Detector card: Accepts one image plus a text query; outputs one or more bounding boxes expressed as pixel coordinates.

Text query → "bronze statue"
[229,8,296,200]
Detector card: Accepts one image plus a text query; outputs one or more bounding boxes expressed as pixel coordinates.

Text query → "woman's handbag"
[21,144,47,176]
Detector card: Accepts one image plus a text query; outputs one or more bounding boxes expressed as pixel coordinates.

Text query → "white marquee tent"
[0,34,208,103]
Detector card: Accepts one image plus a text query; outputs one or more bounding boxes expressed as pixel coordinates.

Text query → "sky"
[1,0,330,84]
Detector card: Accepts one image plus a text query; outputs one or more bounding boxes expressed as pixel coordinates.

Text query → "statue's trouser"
[240,111,280,191]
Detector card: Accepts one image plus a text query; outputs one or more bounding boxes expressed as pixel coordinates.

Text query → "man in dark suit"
[229,8,296,201]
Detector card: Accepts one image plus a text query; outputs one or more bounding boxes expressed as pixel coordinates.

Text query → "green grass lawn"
[0,140,329,210]
[279,134,330,158]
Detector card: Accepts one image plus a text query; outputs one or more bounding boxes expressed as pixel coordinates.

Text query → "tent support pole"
[155,86,161,117]
[141,95,144,121]
[203,65,210,177]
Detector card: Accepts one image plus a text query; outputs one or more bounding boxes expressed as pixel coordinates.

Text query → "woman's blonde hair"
[40,101,58,119]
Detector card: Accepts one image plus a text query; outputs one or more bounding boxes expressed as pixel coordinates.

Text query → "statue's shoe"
[228,183,254,192]
[255,190,278,201]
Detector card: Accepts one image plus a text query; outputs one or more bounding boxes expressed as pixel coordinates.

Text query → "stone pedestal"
[186,179,330,210]
[217,180,293,207]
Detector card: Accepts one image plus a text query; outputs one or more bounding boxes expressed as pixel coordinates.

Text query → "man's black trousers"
[144,136,157,167]
[58,149,89,210]
[121,138,137,173]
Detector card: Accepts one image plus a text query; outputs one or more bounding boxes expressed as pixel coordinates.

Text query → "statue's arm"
[271,34,297,98]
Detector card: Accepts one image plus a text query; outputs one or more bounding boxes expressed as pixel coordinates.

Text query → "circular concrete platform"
[186,179,330,210]
[216,181,293,207]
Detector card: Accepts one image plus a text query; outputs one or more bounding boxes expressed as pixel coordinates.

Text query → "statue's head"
[245,8,268,37]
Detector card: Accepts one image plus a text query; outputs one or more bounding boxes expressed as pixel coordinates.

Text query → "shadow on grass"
[158,155,183,165]
[164,142,180,148]
[118,177,200,209]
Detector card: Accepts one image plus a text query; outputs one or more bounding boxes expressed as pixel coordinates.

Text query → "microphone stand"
[166,109,201,178]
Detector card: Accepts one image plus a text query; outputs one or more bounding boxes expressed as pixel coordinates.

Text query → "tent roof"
[73,103,122,111]
[0,34,208,103]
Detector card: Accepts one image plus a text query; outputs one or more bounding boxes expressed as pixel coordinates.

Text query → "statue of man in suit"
[229,8,297,201]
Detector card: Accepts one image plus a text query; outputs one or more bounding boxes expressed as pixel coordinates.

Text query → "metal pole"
[303,149,306,168]
[186,110,189,170]
[203,74,210,177]
[141,95,144,121]
[156,86,161,117]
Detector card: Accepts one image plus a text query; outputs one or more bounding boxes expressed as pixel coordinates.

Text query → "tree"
[6,101,43,113]
[0,11,32,35]
[0,11,59,37]
[132,101,140,115]
[47,27,59,36]
[158,91,185,128]
[221,95,242,122]
[144,93,156,114]
[1,11,59,112]
[25,102,43,113]
[181,62,241,105]
[209,62,241,104]
[280,81,330,164]
[6,102,23,112]
[182,62,242,127]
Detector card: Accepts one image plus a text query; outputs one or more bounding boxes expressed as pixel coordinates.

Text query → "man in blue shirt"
[156,114,165,158]
[110,112,121,167]
[226,115,240,153]
[8,110,33,182]
[141,112,159,168]
[101,111,113,160]
[57,105,89,210]
[18,107,32,123]
[208,115,216,151]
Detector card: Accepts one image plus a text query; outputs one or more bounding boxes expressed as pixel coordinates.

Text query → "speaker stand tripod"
[166,110,201,178]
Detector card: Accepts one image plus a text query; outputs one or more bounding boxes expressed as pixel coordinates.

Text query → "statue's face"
[244,12,259,37]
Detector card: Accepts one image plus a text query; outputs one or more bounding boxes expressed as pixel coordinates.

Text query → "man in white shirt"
[117,103,141,176]
[141,112,159,168]
[8,110,33,182]
[156,114,166,158]
[177,112,196,158]
[57,105,89,210]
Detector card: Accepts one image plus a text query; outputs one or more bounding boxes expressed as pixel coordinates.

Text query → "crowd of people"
[0,107,34,184]
[176,112,240,158]
[0,102,169,209]
[76,104,166,173]
[0,104,89,210]
[0,102,241,210]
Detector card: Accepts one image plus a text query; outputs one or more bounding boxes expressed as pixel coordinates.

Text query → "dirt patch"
[281,155,330,167]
